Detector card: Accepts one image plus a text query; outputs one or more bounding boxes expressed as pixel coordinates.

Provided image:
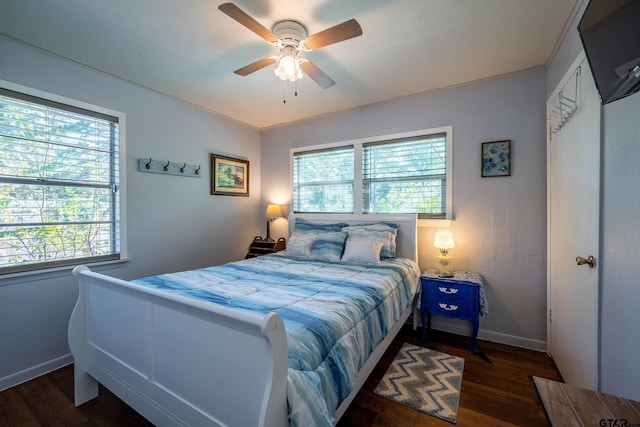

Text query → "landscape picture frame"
[210,153,249,196]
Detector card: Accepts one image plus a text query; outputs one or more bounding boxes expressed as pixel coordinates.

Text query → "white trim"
[0,354,73,392]
[429,319,547,352]
[0,257,130,286]
[477,330,547,353]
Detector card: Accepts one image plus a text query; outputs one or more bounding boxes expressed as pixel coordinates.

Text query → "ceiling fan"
[218,2,363,89]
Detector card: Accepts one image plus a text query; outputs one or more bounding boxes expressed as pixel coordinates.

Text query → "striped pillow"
[309,231,348,262]
[342,223,398,259]
[293,218,345,234]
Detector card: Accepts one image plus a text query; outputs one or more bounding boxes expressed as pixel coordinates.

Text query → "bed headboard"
[288,213,418,263]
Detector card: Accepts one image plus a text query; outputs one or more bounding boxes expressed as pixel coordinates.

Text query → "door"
[547,52,600,390]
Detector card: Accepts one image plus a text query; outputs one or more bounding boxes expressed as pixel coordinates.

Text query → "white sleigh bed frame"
[69,214,419,426]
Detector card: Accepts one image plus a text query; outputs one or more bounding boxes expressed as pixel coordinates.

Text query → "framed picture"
[210,153,249,196]
[481,140,511,177]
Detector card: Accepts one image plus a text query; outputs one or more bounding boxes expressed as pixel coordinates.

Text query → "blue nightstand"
[420,269,487,355]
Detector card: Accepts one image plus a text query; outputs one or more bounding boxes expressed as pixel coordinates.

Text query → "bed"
[68,213,421,426]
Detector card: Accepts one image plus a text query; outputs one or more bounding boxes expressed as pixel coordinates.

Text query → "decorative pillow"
[309,231,348,262]
[342,223,398,259]
[293,218,345,235]
[341,240,384,265]
[284,233,315,258]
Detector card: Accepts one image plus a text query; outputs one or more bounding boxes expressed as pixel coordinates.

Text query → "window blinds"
[0,88,120,273]
[363,133,447,217]
[292,145,354,213]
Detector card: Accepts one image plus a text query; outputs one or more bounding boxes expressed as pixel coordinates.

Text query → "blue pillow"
[309,231,348,262]
[293,218,346,234]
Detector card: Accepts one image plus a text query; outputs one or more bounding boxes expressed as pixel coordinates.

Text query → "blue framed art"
[481,140,511,177]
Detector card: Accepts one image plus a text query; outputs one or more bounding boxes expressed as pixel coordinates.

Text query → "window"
[363,133,447,217]
[0,84,125,274]
[291,127,452,219]
[292,145,354,213]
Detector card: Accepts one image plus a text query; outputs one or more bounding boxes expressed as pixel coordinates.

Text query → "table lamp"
[265,204,283,241]
[434,231,455,273]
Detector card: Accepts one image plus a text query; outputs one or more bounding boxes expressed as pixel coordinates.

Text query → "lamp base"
[436,255,453,273]
[265,220,275,242]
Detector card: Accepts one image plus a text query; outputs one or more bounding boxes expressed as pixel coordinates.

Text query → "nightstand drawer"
[428,299,472,318]
[421,276,479,321]
[424,279,474,303]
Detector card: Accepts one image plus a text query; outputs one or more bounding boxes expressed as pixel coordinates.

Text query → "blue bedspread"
[132,254,420,427]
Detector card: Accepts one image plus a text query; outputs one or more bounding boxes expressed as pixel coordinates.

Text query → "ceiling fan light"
[274,55,303,82]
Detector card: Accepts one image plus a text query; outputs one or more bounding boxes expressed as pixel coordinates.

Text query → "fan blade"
[304,19,362,50]
[300,61,335,89]
[218,3,278,43]
[234,57,277,76]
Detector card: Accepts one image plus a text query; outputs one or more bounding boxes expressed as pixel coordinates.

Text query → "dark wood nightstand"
[420,270,483,354]
[245,236,286,258]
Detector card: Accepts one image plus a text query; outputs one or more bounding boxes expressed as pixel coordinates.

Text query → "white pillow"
[342,223,398,259]
[284,233,315,257]
[341,240,384,265]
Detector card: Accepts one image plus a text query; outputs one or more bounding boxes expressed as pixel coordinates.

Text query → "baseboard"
[0,353,73,392]
[428,319,548,353]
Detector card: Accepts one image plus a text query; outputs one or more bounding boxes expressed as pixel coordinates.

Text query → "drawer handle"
[439,303,459,311]
[438,287,458,295]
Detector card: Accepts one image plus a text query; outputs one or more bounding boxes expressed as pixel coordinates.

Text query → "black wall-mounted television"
[578,0,640,105]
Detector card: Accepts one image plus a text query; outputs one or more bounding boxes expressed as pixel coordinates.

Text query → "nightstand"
[245,236,286,258]
[420,269,486,355]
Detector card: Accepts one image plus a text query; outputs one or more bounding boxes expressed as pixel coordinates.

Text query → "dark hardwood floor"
[0,325,561,426]
[339,326,561,426]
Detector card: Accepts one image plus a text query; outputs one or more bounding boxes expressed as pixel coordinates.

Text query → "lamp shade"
[434,231,455,249]
[265,204,283,218]
[274,55,303,82]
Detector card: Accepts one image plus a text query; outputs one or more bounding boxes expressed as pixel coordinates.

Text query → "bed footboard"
[69,266,289,427]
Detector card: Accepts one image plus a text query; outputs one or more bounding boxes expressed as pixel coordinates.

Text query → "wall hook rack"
[549,64,582,135]
[138,158,202,178]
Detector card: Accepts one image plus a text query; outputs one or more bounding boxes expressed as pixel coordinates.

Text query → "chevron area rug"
[374,343,465,423]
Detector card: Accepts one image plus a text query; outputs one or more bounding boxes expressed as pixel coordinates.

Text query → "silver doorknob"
[576,255,595,268]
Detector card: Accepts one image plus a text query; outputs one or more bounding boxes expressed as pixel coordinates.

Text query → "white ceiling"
[0,0,580,129]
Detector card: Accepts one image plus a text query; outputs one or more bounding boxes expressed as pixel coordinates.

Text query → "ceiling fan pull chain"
[295,79,298,97]
[283,82,287,103]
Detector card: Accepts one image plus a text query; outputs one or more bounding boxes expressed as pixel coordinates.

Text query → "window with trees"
[291,127,452,219]
[0,85,124,274]
[292,146,354,213]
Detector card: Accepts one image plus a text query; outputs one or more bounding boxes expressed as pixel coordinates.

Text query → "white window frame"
[0,79,128,278]
[290,126,453,224]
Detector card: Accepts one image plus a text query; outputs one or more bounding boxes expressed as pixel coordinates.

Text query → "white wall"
[600,94,640,400]
[0,36,262,390]
[547,1,640,401]
[261,70,549,350]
